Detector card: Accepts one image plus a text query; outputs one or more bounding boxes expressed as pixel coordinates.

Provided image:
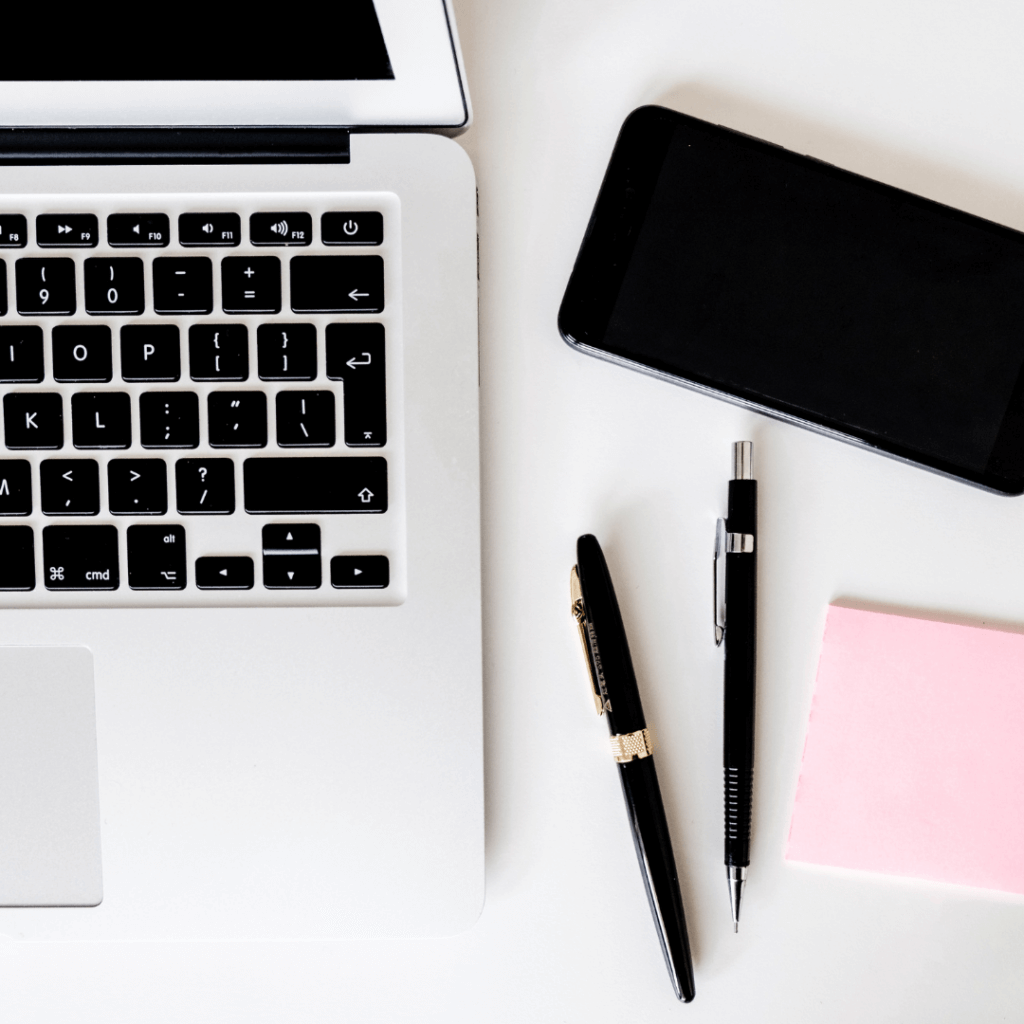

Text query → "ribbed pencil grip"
[724,765,753,864]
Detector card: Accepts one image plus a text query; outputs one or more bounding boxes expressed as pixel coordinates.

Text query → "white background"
[8,0,1024,1019]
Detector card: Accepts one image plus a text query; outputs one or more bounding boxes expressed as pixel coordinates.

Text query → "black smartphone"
[559,105,1024,494]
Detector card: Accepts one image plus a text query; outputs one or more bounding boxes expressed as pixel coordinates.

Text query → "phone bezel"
[558,105,1024,496]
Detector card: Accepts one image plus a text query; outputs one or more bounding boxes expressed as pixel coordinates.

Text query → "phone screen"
[559,106,1024,493]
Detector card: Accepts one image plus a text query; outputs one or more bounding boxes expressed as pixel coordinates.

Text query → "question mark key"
[174,457,236,514]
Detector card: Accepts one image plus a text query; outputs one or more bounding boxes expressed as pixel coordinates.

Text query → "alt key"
[196,556,254,590]
[330,554,389,589]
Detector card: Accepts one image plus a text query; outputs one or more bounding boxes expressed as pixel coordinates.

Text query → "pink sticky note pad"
[787,604,1024,894]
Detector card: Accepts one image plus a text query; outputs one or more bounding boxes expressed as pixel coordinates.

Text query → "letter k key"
[3,393,63,449]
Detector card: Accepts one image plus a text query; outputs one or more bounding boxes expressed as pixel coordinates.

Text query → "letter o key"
[73,344,88,362]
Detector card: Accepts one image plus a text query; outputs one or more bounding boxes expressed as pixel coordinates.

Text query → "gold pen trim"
[610,728,654,763]
[570,564,609,715]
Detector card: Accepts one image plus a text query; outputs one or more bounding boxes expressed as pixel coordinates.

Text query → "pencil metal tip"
[727,865,746,932]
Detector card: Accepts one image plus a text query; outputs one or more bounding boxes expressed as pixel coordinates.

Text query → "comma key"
[42,525,118,590]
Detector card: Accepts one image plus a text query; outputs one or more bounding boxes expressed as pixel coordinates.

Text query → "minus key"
[195,556,254,590]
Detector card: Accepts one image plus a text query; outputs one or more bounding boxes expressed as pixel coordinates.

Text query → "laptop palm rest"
[0,647,102,907]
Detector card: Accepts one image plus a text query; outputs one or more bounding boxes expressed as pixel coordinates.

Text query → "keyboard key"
[16,257,76,315]
[4,393,63,449]
[36,214,97,248]
[0,215,27,248]
[121,325,180,382]
[0,460,31,515]
[208,391,266,448]
[325,322,386,446]
[108,213,170,248]
[330,554,389,589]
[290,255,384,314]
[108,458,167,515]
[276,391,335,447]
[52,325,112,382]
[71,392,131,449]
[0,526,34,590]
[179,213,241,247]
[243,456,387,513]
[321,212,383,246]
[0,259,5,316]
[40,459,100,515]
[127,524,186,590]
[153,257,213,315]
[196,555,253,590]
[84,257,145,315]
[176,458,235,514]
[42,525,118,590]
[250,213,312,246]
[0,325,44,382]
[140,391,199,448]
[257,323,316,380]
[262,523,320,589]
[189,324,248,381]
[221,256,281,315]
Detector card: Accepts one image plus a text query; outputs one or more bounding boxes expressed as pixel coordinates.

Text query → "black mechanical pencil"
[714,441,757,931]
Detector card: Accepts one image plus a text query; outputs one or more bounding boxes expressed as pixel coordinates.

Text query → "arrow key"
[262,523,320,589]
[196,556,254,590]
[330,555,389,589]
[108,458,167,515]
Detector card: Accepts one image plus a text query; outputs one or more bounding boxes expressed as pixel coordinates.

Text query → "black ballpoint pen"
[571,534,695,1003]
[714,441,757,932]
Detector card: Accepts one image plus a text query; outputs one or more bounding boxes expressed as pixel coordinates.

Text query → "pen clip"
[714,518,727,646]
[570,565,606,715]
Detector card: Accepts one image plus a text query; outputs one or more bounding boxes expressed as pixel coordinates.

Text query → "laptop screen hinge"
[0,127,351,165]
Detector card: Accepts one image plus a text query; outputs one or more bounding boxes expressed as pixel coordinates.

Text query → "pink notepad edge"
[786,604,1024,896]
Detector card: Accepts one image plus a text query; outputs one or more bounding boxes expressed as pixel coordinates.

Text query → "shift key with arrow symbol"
[289,255,384,314]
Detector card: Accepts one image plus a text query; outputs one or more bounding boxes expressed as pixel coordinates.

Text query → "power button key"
[321,212,383,246]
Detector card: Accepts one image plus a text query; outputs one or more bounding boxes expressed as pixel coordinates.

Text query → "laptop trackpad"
[0,647,102,907]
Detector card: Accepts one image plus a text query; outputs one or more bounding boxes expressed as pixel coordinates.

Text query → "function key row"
[0,213,384,250]
[0,456,387,516]
[1,255,383,317]
[0,522,389,592]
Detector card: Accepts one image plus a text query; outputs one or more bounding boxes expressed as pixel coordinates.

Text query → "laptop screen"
[1,0,394,81]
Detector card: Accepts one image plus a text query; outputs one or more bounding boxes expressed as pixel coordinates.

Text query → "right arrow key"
[289,255,384,313]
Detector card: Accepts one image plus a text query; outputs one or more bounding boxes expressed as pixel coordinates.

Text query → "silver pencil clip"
[714,517,727,646]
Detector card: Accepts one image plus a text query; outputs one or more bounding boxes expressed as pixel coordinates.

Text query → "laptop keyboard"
[0,194,404,606]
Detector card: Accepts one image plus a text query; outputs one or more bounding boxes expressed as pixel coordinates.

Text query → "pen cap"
[575,534,647,734]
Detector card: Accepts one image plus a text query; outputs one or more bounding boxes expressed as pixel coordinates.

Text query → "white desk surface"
[8,0,1024,1019]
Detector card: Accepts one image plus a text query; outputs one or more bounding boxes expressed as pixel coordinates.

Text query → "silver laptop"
[0,0,482,939]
